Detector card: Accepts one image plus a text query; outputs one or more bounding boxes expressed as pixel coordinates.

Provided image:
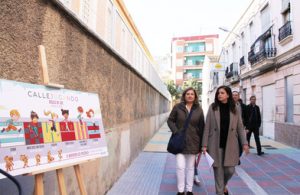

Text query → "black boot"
[177,192,184,195]
[187,192,193,195]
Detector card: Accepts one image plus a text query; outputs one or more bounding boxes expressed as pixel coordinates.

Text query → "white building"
[154,54,173,83]
[202,56,225,114]
[217,0,300,148]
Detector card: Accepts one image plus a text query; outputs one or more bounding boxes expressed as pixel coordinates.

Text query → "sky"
[123,0,252,57]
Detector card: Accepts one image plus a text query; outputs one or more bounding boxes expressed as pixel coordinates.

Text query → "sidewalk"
[107,123,300,195]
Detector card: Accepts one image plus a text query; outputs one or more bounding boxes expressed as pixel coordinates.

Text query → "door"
[262,84,275,139]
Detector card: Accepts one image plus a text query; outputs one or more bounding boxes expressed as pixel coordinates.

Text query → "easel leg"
[34,173,44,195]
[56,169,67,195]
[74,165,87,195]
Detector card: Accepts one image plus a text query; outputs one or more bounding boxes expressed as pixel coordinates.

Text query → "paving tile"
[107,122,300,195]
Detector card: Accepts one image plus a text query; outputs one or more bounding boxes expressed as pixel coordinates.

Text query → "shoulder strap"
[182,108,194,132]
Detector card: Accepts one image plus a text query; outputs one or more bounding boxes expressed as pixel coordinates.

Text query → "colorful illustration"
[74,122,88,140]
[24,111,44,145]
[42,111,62,143]
[86,108,101,139]
[0,79,108,178]
[1,109,22,133]
[60,109,75,141]
[0,109,25,147]
[58,149,63,160]
[47,151,54,163]
[35,154,41,166]
[20,154,29,168]
[77,106,84,125]
[4,156,14,171]
[44,111,58,132]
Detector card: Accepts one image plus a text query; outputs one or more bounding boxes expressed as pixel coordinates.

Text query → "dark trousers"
[247,129,262,154]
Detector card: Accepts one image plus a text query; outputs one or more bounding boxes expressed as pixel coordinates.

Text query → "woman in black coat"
[167,87,205,195]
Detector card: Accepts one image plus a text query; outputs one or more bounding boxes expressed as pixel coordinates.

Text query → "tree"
[166,80,180,100]
[182,78,202,101]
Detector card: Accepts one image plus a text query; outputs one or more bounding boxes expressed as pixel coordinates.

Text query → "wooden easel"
[33,45,87,195]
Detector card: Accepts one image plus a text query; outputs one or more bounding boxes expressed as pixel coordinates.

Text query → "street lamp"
[218,27,241,38]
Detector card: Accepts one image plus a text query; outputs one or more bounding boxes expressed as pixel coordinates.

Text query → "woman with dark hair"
[167,87,205,195]
[202,86,249,195]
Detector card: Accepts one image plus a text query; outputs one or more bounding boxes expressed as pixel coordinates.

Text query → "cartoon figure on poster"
[20,154,29,168]
[77,106,84,126]
[61,109,69,124]
[24,111,44,145]
[29,111,39,137]
[35,154,41,166]
[42,110,61,143]
[1,109,22,133]
[4,156,14,171]
[58,149,63,160]
[44,110,58,132]
[0,109,25,147]
[86,108,101,139]
[86,109,95,126]
[60,109,75,141]
[47,151,54,163]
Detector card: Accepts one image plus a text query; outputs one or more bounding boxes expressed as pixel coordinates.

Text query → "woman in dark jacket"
[202,86,249,195]
[167,87,205,195]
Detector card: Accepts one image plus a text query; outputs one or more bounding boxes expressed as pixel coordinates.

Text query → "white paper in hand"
[204,153,214,168]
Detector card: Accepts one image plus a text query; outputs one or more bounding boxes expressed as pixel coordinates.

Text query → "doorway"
[262,84,275,139]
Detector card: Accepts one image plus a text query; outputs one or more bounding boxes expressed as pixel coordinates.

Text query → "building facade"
[202,56,226,114]
[171,35,219,87]
[218,0,300,148]
[58,0,170,99]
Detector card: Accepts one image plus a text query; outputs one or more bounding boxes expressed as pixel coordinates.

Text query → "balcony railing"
[225,63,239,79]
[248,48,277,65]
[239,56,245,66]
[183,74,201,80]
[279,21,292,41]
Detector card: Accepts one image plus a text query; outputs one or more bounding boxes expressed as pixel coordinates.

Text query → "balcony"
[239,56,245,66]
[225,63,239,84]
[279,21,292,42]
[183,74,202,81]
[248,48,276,65]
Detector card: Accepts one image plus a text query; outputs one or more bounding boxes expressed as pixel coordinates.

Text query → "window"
[242,88,247,104]
[232,42,236,63]
[184,70,202,79]
[249,22,255,44]
[212,72,219,87]
[241,32,247,64]
[264,36,272,50]
[282,0,290,23]
[285,76,294,123]
[176,59,183,66]
[261,4,271,32]
[177,46,184,53]
[184,42,205,52]
[279,0,292,41]
[184,56,205,66]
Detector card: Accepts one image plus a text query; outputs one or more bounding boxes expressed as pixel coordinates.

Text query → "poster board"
[0,79,108,179]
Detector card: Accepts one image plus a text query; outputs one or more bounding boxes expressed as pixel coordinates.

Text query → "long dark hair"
[212,85,236,114]
[180,87,199,105]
